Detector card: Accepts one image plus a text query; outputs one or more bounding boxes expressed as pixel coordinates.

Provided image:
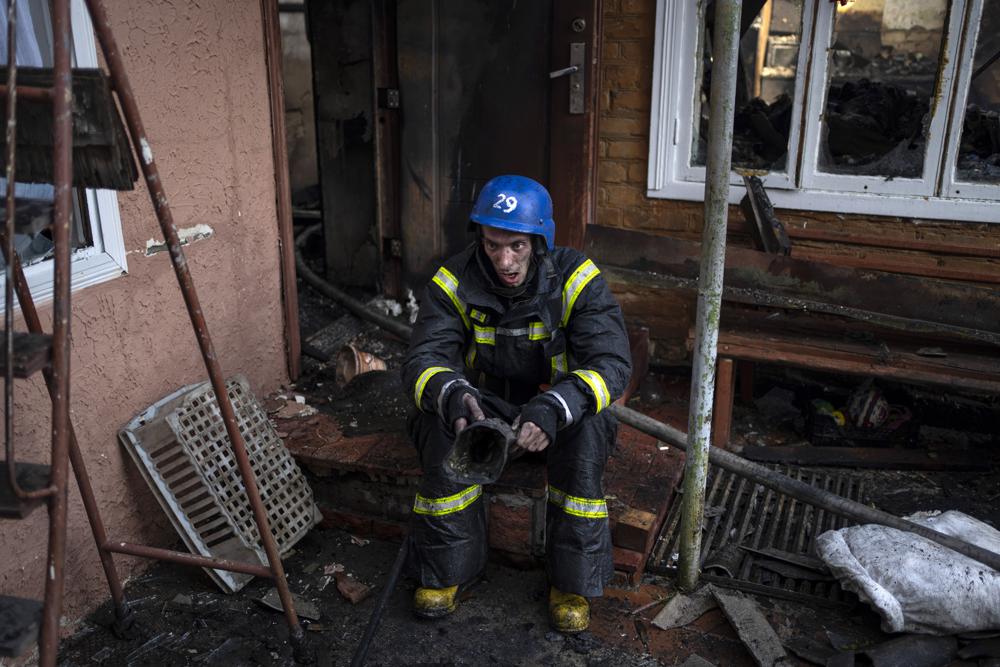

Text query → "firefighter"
[402,174,631,632]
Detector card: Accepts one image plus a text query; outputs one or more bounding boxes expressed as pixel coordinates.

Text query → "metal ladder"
[0,1,304,664]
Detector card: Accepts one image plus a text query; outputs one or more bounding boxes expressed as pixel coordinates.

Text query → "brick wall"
[596,0,1000,364]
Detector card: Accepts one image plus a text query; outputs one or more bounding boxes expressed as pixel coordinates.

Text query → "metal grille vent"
[120,375,320,592]
[649,464,868,606]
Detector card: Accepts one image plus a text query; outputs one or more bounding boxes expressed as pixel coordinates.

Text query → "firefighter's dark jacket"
[403,244,631,428]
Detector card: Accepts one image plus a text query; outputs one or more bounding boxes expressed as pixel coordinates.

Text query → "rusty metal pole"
[4,0,21,499]
[82,0,303,642]
[37,0,73,662]
[677,0,742,592]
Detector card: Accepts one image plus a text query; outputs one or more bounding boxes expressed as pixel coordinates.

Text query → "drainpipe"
[677,0,742,592]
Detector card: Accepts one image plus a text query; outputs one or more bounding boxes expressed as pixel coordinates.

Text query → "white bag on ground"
[815,510,1000,635]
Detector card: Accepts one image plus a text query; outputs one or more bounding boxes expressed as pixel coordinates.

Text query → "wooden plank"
[586,224,1000,344]
[0,332,51,379]
[259,0,301,380]
[791,249,1000,285]
[711,586,789,667]
[712,358,735,449]
[741,446,989,471]
[713,331,1000,394]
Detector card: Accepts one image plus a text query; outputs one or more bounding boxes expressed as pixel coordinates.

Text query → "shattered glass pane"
[955,1,1000,184]
[817,0,948,178]
[691,0,803,172]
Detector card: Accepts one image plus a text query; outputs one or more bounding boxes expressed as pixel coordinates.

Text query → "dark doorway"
[309,0,601,293]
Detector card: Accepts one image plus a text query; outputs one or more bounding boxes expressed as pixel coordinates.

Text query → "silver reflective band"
[546,390,573,426]
[547,485,608,519]
[473,325,496,345]
[413,484,483,516]
[437,378,470,417]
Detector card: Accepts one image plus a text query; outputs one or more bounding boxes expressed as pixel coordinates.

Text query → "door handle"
[549,43,585,115]
[549,65,579,79]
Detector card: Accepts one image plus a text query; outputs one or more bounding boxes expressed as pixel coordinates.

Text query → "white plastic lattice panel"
[119,375,320,592]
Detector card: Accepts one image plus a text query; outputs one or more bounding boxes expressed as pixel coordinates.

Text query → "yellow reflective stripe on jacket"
[413,366,451,408]
[572,368,611,412]
[473,325,496,345]
[548,485,608,519]
[560,259,600,327]
[550,352,568,384]
[413,484,482,516]
[528,321,550,341]
[431,266,471,330]
[465,343,477,369]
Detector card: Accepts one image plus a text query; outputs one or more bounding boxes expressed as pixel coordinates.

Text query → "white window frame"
[1,0,126,307]
[648,0,1000,223]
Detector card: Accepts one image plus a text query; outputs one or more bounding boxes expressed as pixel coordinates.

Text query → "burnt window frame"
[0,0,126,309]
[647,0,1000,223]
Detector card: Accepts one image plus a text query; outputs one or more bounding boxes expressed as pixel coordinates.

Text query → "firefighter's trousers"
[407,393,616,597]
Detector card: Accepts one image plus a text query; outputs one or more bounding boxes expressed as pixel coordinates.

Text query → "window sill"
[647,179,1000,224]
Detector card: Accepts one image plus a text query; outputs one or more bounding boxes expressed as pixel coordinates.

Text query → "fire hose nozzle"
[442,418,515,485]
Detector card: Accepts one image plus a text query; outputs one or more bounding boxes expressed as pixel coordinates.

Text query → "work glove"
[516,394,559,452]
[443,383,484,434]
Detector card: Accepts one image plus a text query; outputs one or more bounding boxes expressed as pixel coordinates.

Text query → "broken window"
[817,0,948,179]
[953,0,1000,185]
[648,0,1000,221]
[691,0,804,173]
[0,0,125,306]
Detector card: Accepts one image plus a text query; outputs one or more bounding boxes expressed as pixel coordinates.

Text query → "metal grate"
[649,464,867,606]
[120,375,320,592]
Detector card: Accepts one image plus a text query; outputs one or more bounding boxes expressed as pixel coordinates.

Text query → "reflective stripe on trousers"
[548,485,608,519]
[413,484,483,516]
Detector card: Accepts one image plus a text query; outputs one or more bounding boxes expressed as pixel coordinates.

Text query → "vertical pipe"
[4,0,20,497]
[38,0,73,662]
[259,0,301,381]
[676,0,742,592]
[83,0,302,641]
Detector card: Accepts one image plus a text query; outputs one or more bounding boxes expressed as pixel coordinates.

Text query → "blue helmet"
[469,175,555,250]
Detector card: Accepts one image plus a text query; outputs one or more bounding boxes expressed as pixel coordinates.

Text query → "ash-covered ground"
[58,528,663,667]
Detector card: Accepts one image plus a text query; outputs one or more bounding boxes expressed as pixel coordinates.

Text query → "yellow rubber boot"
[413,585,459,619]
[548,586,590,633]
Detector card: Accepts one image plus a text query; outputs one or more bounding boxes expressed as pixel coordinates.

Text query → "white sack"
[815,510,1000,635]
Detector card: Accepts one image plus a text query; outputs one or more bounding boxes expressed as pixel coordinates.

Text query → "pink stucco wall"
[0,0,289,634]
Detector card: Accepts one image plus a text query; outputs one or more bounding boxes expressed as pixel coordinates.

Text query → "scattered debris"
[628,596,668,617]
[323,563,345,576]
[257,589,320,621]
[677,655,717,667]
[350,535,370,547]
[274,396,318,419]
[335,344,387,386]
[651,587,717,630]
[861,634,958,667]
[335,572,372,605]
[711,586,789,667]
[783,636,839,665]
